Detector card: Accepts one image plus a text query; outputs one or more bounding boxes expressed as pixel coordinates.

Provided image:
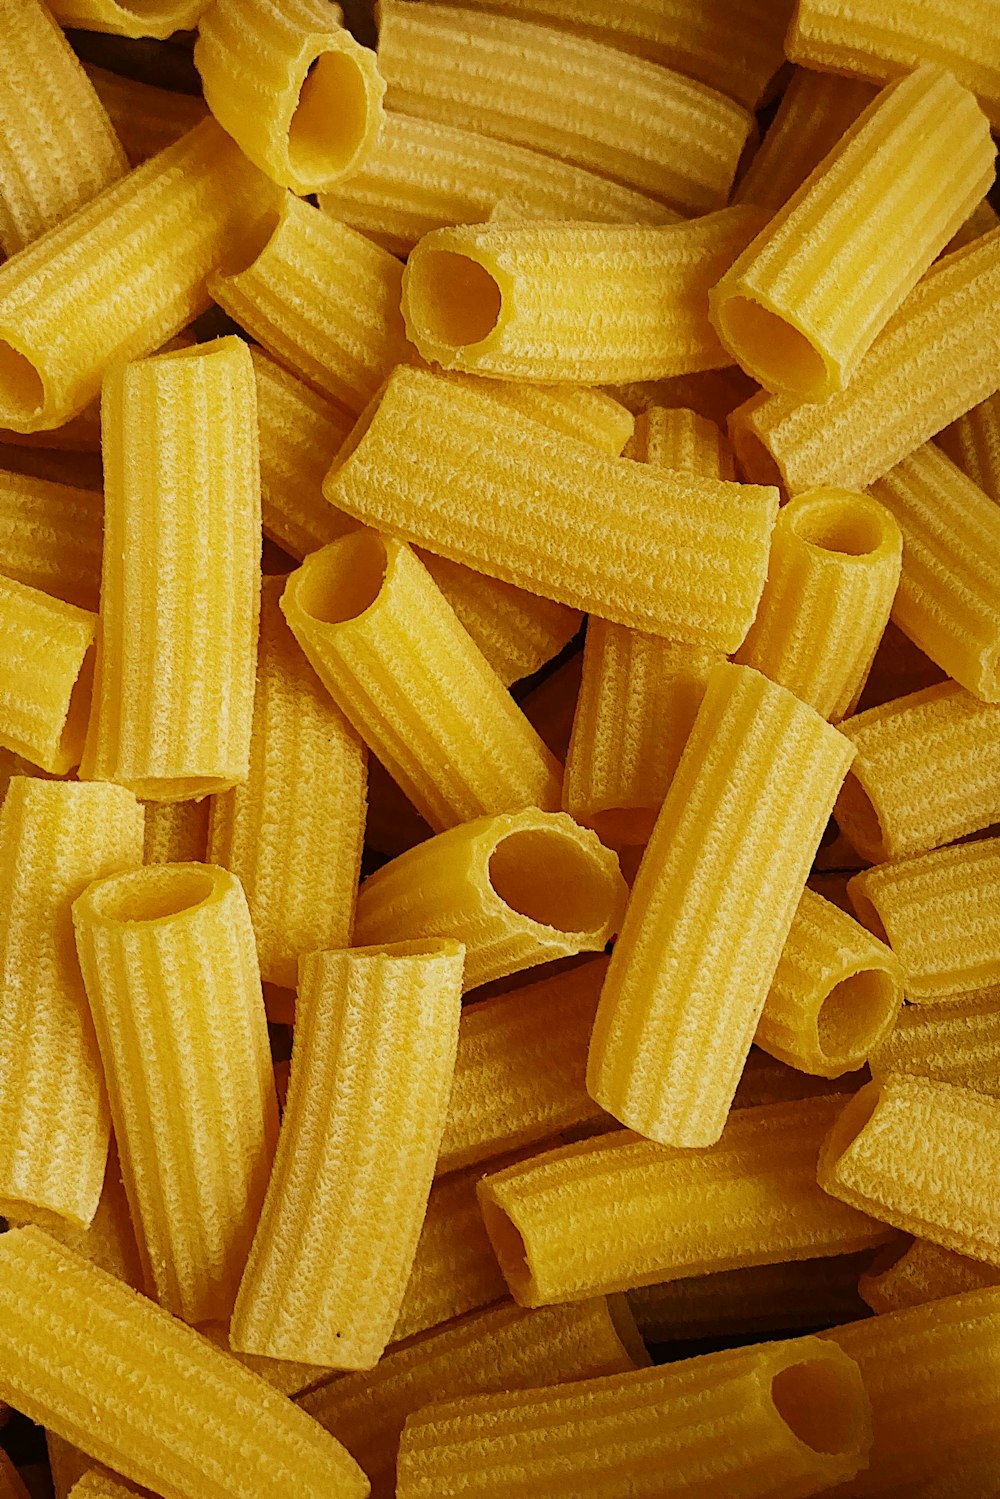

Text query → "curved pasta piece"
[392,1167,509,1343]
[0,576,95,774]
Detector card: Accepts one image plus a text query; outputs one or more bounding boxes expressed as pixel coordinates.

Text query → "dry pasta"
[197,1322,332,1402]
[860,1237,1000,1315]
[936,391,1000,503]
[0,469,102,612]
[0,575,95,775]
[82,65,208,167]
[45,1144,144,1292]
[392,1167,509,1343]
[606,366,756,426]
[732,1046,866,1111]
[46,1440,90,1499]
[47,0,211,39]
[142,799,209,866]
[66,1475,140,1499]
[870,994,1000,1095]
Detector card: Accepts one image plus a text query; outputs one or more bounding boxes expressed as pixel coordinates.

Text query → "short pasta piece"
[45,1144,144,1291]
[870,994,1000,1095]
[623,403,736,474]
[65,1475,138,1499]
[197,1322,333,1401]
[47,0,211,39]
[859,1237,1000,1315]
[0,469,102,611]
[83,65,208,166]
[142,799,209,866]
[0,576,95,775]
[936,391,1000,502]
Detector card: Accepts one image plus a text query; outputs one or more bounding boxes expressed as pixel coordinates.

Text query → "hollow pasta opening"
[771,1357,864,1455]
[605,1293,652,1369]
[847,885,890,947]
[729,415,784,489]
[717,296,830,398]
[816,968,900,1066]
[294,530,387,624]
[789,491,894,557]
[822,1079,882,1164]
[91,865,217,923]
[59,645,95,769]
[289,50,370,182]
[0,341,45,427]
[835,775,887,863]
[478,1195,533,1301]
[216,203,284,279]
[411,250,503,349]
[488,828,613,933]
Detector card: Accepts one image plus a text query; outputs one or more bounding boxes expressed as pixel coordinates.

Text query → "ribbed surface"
[736,488,903,722]
[731,227,1000,493]
[392,1167,508,1343]
[860,1238,1000,1315]
[45,1145,144,1290]
[439,371,634,455]
[0,470,102,611]
[438,957,609,1175]
[209,193,405,416]
[142,799,209,865]
[48,0,210,38]
[0,1227,368,1498]
[301,1299,641,1499]
[870,994,1000,1094]
[0,1453,29,1499]
[327,366,779,646]
[834,681,1000,861]
[0,117,280,433]
[81,339,260,801]
[588,663,855,1146]
[209,580,366,987]
[376,1,752,213]
[84,65,208,166]
[395,1336,871,1499]
[937,391,1000,502]
[65,1476,138,1499]
[232,942,463,1368]
[198,1321,333,1401]
[354,808,627,991]
[317,112,675,257]
[0,575,95,774]
[870,442,1000,701]
[787,0,1000,129]
[0,780,141,1230]
[625,404,736,474]
[403,209,765,382]
[71,863,279,1323]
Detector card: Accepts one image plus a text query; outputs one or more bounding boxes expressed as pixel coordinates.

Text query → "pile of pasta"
[1,0,999,1495]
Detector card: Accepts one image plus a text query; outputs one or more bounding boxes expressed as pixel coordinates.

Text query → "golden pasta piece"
[198,1321,333,1401]
[0,576,95,775]
[392,1167,509,1343]
[0,780,142,1230]
[72,863,280,1323]
[402,209,766,383]
[870,994,1000,1095]
[437,371,634,457]
[936,391,1000,502]
[845,618,946,716]
[326,365,779,647]
[479,1096,890,1306]
[48,0,210,39]
[395,1335,873,1499]
[232,941,463,1369]
[0,1227,368,1498]
[732,1046,866,1111]
[623,403,736,474]
[81,338,260,802]
[0,469,102,612]
[209,579,367,987]
[860,1236,1000,1315]
[65,1476,140,1499]
[83,65,208,167]
[141,799,209,866]
[354,808,627,991]
[45,1143,144,1291]
[588,663,854,1147]
[735,488,902,722]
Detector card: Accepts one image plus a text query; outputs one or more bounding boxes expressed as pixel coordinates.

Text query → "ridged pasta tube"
[0,1227,368,1499]
[395,1335,873,1499]
[208,579,366,988]
[142,800,209,866]
[198,1321,333,1401]
[624,403,736,473]
[45,1144,144,1291]
[354,808,627,991]
[195,0,383,195]
[48,0,210,39]
[80,338,260,802]
[735,488,902,722]
[478,1096,890,1306]
[937,391,1000,502]
[65,1477,138,1499]
[859,1237,1000,1315]
[326,366,779,647]
[231,941,463,1369]
[0,118,280,434]
[0,0,127,257]
[0,470,102,611]
[870,995,1000,1095]
[281,532,562,832]
[0,779,143,1230]
[83,65,208,166]
[72,863,280,1323]
[818,1076,1000,1266]
[402,209,766,383]
[0,577,95,774]
[735,69,878,213]
[392,1167,509,1343]
[377,1,753,214]
[588,663,855,1147]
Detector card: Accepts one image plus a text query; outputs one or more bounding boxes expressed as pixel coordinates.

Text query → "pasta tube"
[392,1167,509,1343]
[83,65,208,167]
[623,403,736,475]
[195,0,383,194]
[0,470,102,612]
[376,2,753,214]
[402,209,766,383]
[735,488,903,722]
[208,579,367,987]
[72,863,279,1323]
[735,69,878,213]
[834,681,1000,861]
[65,1476,139,1499]
[0,779,143,1230]
[0,0,127,258]
[142,800,209,866]
[0,576,95,775]
[300,1298,646,1499]
[437,371,634,457]
[326,365,779,647]
[478,1095,890,1306]
[0,118,280,434]
[607,367,756,426]
[281,532,562,833]
[0,1226,368,1499]
[353,808,627,991]
[395,1335,873,1499]
[81,338,260,802]
[47,0,210,39]
[45,1144,144,1291]
[198,1322,332,1401]
[231,941,463,1369]
[937,391,1000,503]
[588,663,855,1147]
[870,994,1000,1095]
[860,1237,1000,1315]
[818,1075,1000,1265]
[208,193,406,416]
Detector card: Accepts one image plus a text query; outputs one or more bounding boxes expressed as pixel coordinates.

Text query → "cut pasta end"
[788,489,901,563]
[818,1080,883,1191]
[0,338,47,432]
[712,291,836,400]
[770,1353,870,1459]
[835,773,889,864]
[728,402,784,488]
[73,861,224,928]
[289,44,383,192]
[403,248,504,368]
[476,1189,538,1305]
[283,529,387,627]
[815,967,902,1076]
[488,824,625,940]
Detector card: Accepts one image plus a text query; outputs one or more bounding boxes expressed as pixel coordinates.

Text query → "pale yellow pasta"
[606,367,756,426]
[937,391,1000,502]
[83,65,208,167]
[623,404,736,475]
[0,576,95,775]
[870,994,1000,1095]
[45,1143,144,1291]
[437,371,634,457]
[859,1236,1000,1315]
[48,0,210,39]
[197,1322,333,1401]
[0,469,102,612]
[141,799,209,866]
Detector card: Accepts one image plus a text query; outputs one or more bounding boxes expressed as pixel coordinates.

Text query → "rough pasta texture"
[83,65,208,166]
[0,575,95,774]
[47,0,210,39]
[65,1476,140,1499]
[936,391,1000,503]
[870,994,1000,1095]
[45,1144,144,1291]
[0,469,102,611]
[434,374,634,457]
[859,1238,1000,1315]
[142,800,209,866]
[198,1322,333,1402]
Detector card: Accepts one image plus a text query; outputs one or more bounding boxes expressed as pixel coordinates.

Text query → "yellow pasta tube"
[354,808,627,991]
[377,1,753,213]
[83,65,208,167]
[403,209,766,383]
[0,576,95,775]
[300,1299,646,1499]
[870,994,1000,1095]
[66,1476,140,1499]
[141,799,208,866]
[0,118,279,434]
[0,469,102,612]
[728,226,1000,494]
[280,532,562,833]
[45,1144,144,1291]
[72,863,280,1323]
[438,371,634,457]
[588,663,855,1148]
[392,1167,509,1343]
[80,338,259,801]
[231,940,463,1369]
[0,1227,368,1499]
[0,779,142,1230]
[208,579,366,987]
[198,1322,333,1401]
[48,0,210,39]
[937,391,1000,503]
[860,1237,1000,1315]
[395,1335,873,1499]
[0,1455,29,1499]
[209,193,405,416]
[624,403,736,474]
[735,488,903,722]
[819,1075,1000,1265]
[834,680,1000,861]
[326,366,779,647]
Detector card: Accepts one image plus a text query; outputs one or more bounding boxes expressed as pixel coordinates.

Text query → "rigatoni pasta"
[870,994,1000,1095]
[859,1237,1000,1315]
[0,576,95,775]
[936,391,1000,502]
[392,1167,509,1343]
[142,799,209,867]
[0,469,102,612]
[45,1144,144,1291]
[82,65,208,167]
[48,0,211,40]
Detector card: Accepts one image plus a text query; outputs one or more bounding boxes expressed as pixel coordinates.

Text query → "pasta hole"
[478,1196,533,1300]
[835,776,888,863]
[729,419,783,488]
[289,51,370,181]
[293,530,387,624]
[789,491,894,556]
[771,1358,864,1455]
[488,828,612,934]
[411,250,502,349]
[0,342,45,425]
[717,296,830,397]
[816,969,900,1066]
[848,886,890,948]
[93,866,217,923]
[822,1080,882,1163]
[60,645,95,768]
